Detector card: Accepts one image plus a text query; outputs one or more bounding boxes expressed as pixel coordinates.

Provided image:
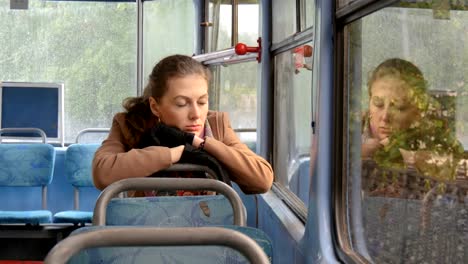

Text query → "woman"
[92,54,273,194]
[362,58,463,176]
[361,58,428,159]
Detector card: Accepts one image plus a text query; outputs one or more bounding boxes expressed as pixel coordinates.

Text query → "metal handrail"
[193,48,236,63]
[203,53,258,66]
[93,177,246,226]
[193,48,258,66]
[0,127,47,143]
[75,128,110,143]
[43,227,270,264]
[233,128,257,133]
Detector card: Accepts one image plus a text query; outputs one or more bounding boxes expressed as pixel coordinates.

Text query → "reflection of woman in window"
[362,58,464,179]
[362,58,427,159]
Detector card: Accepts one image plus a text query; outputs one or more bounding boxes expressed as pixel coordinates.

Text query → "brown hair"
[122,54,211,147]
[368,58,427,101]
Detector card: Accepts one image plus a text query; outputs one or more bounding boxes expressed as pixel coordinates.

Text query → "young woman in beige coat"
[92,54,273,195]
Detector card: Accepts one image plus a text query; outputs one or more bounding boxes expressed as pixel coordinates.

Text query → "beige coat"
[92,111,274,194]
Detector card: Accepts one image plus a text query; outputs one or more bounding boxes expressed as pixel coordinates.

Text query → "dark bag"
[138,126,231,185]
[137,123,194,148]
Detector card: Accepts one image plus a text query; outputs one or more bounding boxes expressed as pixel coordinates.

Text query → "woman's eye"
[198,101,208,105]
[175,101,187,107]
[372,98,384,108]
[396,106,408,112]
[392,102,408,112]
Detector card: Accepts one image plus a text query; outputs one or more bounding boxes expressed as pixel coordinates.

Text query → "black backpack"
[137,129,231,185]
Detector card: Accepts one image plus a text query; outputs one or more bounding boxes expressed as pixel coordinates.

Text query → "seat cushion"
[53,211,93,224]
[0,210,52,224]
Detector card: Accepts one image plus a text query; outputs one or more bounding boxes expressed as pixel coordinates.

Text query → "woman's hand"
[362,138,384,158]
[191,135,205,149]
[169,145,185,163]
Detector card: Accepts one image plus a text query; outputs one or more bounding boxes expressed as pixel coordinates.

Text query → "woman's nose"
[381,106,392,122]
[189,104,201,120]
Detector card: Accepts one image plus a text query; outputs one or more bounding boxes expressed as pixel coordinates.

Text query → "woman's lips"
[379,127,392,136]
[185,125,201,132]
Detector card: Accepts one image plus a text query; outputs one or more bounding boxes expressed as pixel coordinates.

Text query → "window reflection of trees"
[346,3,468,263]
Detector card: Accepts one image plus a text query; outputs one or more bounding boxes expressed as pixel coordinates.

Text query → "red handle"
[234,38,262,62]
[235,43,259,55]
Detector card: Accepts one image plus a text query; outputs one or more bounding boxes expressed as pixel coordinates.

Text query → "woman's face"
[149,74,209,137]
[369,77,421,141]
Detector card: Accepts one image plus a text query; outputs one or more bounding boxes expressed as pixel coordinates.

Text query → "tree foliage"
[0,0,196,142]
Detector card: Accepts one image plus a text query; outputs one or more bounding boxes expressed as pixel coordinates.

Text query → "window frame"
[270,0,315,222]
[333,0,399,263]
[333,0,468,263]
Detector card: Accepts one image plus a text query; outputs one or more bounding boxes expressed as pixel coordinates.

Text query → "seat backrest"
[0,143,55,187]
[64,143,101,211]
[0,143,55,216]
[93,177,246,226]
[65,144,100,188]
[44,226,272,264]
[106,195,235,226]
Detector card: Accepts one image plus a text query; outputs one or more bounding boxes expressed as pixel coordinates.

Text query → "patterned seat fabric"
[53,144,101,224]
[0,144,55,224]
[106,195,236,226]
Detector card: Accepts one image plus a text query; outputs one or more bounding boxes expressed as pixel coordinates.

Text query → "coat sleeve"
[203,112,274,194]
[92,114,173,190]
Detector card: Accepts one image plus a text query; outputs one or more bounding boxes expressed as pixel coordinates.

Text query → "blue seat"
[53,143,101,224]
[45,225,272,264]
[0,143,56,224]
[46,174,272,263]
[92,177,247,227]
[106,195,236,226]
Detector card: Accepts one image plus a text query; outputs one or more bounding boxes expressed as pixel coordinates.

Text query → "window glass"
[272,0,296,44]
[238,2,259,45]
[207,0,232,52]
[208,61,258,147]
[337,0,358,9]
[273,42,314,205]
[345,3,468,263]
[143,0,195,78]
[304,0,316,29]
[0,0,137,143]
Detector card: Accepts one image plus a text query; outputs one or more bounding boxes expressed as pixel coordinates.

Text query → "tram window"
[143,0,195,78]
[205,0,259,53]
[206,0,232,52]
[272,0,314,44]
[0,0,137,143]
[303,0,316,30]
[343,2,468,263]
[207,61,258,144]
[272,0,296,44]
[238,3,259,45]
[273,42,313,206]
